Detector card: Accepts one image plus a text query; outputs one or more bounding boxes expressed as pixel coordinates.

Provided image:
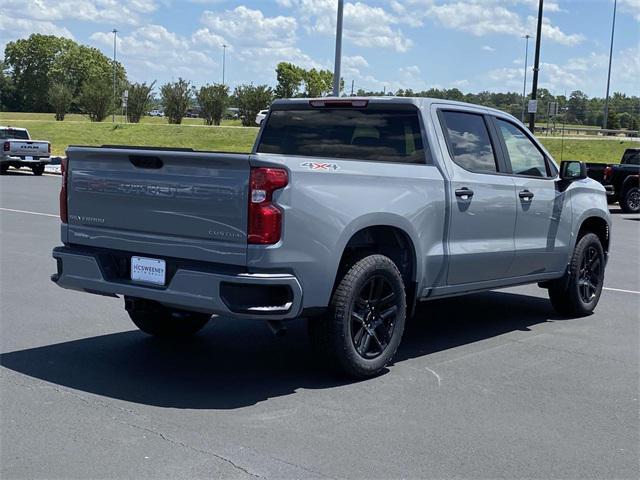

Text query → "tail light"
[603,166,612,182]
[3,142,9,152]
[60,158,68,223]
[248,167,288,244]
[48,143,51,154]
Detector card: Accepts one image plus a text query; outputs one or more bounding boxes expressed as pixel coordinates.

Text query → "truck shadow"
[1,290,563,410]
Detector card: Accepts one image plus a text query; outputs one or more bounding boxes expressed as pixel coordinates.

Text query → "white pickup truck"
[1,126,51,176]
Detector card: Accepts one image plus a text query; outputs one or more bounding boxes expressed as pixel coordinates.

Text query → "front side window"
[440,111,498,173]
[496,119,548,177]
[257,108,425,164]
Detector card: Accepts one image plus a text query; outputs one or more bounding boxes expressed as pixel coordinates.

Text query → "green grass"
[0,112,243,127]
[1,112,634,162]
[538,138,635,164]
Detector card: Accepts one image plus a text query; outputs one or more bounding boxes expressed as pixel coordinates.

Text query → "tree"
[234,84,273,127]
[161,78,193,124]
[0,60,18,111]
[126,81,155,123]
[197,84,229,126]
[567,90,589,124]
[77,76,112,122]
[4,34,125,113]
[48,82,73,120]
[274,62,304,99]
[303,68,334,97]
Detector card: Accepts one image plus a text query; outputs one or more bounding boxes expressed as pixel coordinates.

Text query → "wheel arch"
[575,213,610,257]
[331,217,422,314]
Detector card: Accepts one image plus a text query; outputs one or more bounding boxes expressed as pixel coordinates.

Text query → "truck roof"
[271,97,518,121]
[0,126,28,131]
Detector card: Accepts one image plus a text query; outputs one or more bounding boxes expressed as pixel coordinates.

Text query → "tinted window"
[441,111,498,173]
[0,129,29,140]
[257,108,425,163]
[496,119,548,177]
[622,150,639,165]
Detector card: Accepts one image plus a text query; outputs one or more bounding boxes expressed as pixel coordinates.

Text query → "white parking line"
[0,207,58,218]
[604,287,640,295]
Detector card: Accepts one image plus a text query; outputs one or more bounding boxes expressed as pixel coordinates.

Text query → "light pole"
[603,0,617,129]
[332,0,344,97]
[112,29,117,123]
[221,44,227,85]
[528,0,544,132]
[521,34,532,122]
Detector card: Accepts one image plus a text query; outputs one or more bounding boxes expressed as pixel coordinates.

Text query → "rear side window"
[622,150,639,165]
[440,111,498,173]
[257,108,425,164]
[0,129,29,140]
[496,119,549,177]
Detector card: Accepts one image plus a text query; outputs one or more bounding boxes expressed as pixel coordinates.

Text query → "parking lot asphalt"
[1,172,639,479]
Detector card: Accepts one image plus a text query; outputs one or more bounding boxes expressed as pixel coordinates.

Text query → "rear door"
[436,108,517,285]
[492,117,572,276]
[66,147,251,266]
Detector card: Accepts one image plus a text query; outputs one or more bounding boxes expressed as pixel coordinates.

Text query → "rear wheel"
[32,164,45,176]
[620,186,640,214]
[125,297,210,337]
[548,233,605,316]
[0,164,8,175]
[309,254,406,378]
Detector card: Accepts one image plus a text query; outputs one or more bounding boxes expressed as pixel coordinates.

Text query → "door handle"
[519,190,535,201]
[455,188,474,200]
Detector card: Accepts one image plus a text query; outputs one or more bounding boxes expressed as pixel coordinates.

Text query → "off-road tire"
[620,186,640,214]
[548,233,605,316]
[126,297,210,337]
[308,254,406,378]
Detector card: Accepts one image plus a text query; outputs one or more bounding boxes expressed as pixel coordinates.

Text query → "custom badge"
[300,162,340,171]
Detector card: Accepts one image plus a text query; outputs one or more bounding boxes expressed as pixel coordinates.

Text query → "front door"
[438,110,517,285]
[493,118,572,276]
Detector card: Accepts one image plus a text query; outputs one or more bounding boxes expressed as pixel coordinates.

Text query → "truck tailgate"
[65,147,250,266]
[10,140,49,157]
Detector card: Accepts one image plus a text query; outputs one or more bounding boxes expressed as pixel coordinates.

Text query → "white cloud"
[0,16,74,52]
[619,0,640,21]
[1,0,157,26]
[426,0,583,45]
[482,45,496,52]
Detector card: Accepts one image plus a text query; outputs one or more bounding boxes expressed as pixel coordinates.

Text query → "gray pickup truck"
[52,97,611,377]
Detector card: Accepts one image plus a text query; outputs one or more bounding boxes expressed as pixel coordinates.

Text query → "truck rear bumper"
[51,246,303,320]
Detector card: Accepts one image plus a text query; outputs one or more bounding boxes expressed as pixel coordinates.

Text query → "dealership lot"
[1,172,638,479]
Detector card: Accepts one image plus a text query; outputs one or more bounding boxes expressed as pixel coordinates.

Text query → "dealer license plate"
[131,256,166,285]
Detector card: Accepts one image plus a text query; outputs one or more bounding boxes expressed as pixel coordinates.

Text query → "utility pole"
[528,0,544,132]
[221,44,227,85]
[112,29,118,123]
[351,79,354,96]
[332,0,344,97]
[521,34,531,122]
[603,0,617,129]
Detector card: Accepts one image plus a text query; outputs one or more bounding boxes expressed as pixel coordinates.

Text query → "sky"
[1,0,638,97]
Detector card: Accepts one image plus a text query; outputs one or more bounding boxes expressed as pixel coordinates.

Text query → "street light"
[332,0,344,97]
[603,0,617,129]
[221,44,227,85]
[528,0,544,132]
[112,29,117,123]
[521,34,532,122]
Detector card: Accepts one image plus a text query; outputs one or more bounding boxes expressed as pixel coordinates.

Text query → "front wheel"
[309,254,407,378]
[548,233,605,316]
[620,186,640,214]
[125,297,210,337]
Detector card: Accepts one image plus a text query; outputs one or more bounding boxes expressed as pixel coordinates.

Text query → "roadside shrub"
[161,78,193,125]
[126,81,155,123]
[77,77,112,122]
[197,84,229,126]
[48,82,73,121]
[234,84,273,127]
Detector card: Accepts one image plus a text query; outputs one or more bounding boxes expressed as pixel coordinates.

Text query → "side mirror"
[560,160,587,181]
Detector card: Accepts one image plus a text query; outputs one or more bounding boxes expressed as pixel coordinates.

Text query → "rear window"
[0,129,29,140]
[622,150,639,165]
[257,108,426,163]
